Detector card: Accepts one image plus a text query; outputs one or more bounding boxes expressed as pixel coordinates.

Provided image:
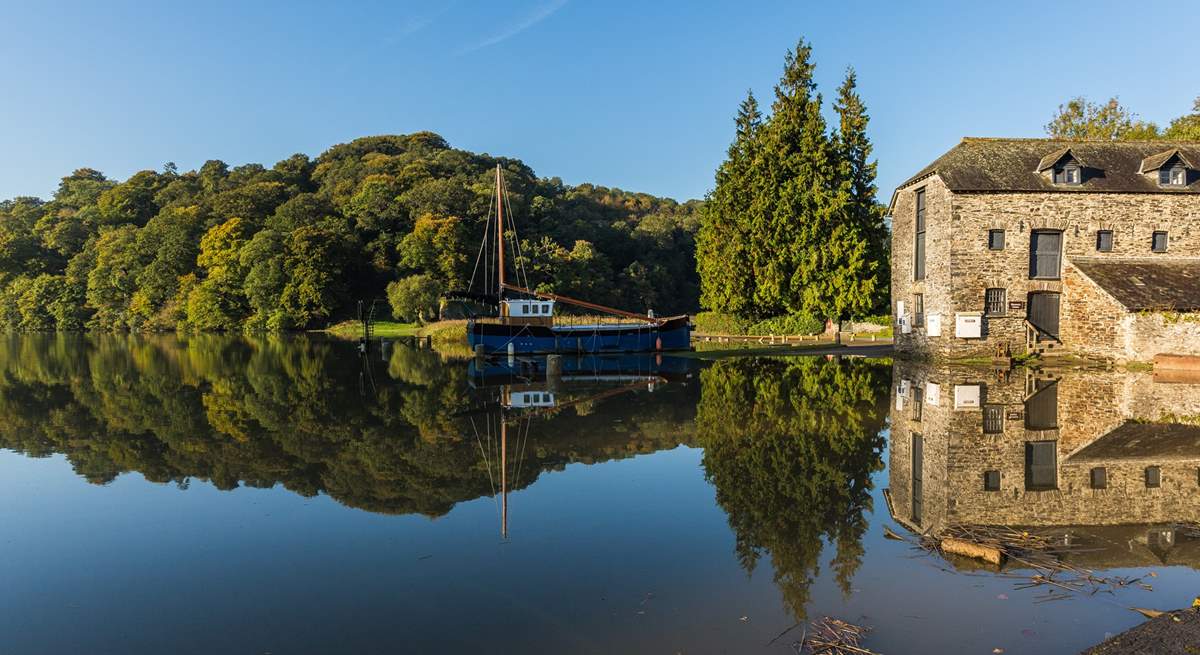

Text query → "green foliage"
[693,311,753,335]
[1045,97,1159,140]
[697,41,887,322]
[387,273,444,323]
[747,313,823,336]
[0,132,703,333]
[1164,97,1200,140]
[857,313,892,327]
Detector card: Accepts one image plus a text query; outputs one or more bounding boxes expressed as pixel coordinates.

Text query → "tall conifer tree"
[697,91,761,315]
[834,68,889,314]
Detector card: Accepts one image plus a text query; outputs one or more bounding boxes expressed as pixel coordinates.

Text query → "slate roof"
[895,138,1200,198]
[1070,257,1200,312]
[1066,421,1200,463]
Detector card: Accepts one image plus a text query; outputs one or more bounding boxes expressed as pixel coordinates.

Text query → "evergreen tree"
[697,91,761,315]
[700,39,886,323]
[834,68,889,315]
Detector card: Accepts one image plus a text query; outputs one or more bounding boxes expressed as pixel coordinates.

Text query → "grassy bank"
[323,320,420,338]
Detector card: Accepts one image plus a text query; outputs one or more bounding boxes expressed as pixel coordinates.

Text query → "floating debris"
[801,617,879,655]
[891,523,1152,599]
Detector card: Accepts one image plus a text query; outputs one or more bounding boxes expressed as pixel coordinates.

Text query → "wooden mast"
[500,415,508,539]
[496,164,505,297]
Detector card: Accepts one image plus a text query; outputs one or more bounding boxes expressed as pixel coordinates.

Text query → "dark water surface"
[2,334,1198,654]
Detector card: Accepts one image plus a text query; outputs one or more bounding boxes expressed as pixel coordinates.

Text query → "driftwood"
[940,536,1003,566]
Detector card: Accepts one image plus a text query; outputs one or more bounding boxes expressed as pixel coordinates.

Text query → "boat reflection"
[465,353,695,538]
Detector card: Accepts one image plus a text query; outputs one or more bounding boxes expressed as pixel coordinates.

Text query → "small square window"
[1090,467,1107,489]
[983,404,1004,433]
[983,470,1001,491]
[1160,165,1187,187]
[1146,466,1161,488]
[1152,231,1169,253]
[984,288,1006,317]
[988,229,1005,250]
[1055,163,1082,185]
[1096,230,1113,252]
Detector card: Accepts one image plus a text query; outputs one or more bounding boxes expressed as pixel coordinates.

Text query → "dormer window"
[1038,147,1090,186]
[1054,162,1081,185]
[1160,164,1187,187]
[1140,149,1196,187]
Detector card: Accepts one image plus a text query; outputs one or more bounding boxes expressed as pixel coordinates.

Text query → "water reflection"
[889,360,1200,567]
[0,334,698,518]
[698,356,890,617]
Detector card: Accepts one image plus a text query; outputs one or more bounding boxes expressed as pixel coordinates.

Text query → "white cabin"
[505,390,556,408]
[502,299,555,318]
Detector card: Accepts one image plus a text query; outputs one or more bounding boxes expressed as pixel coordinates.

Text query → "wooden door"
[1027,292,1060,339]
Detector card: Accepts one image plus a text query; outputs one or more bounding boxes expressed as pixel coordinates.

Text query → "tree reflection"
[698,356,889,620]
[0,334,696,515]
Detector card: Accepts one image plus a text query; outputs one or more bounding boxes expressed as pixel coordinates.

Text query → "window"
[1096,230,1113,252]
[1160,165,1187,187]
[1090,467,1107,489]
[1054,162,1081,185]
[985,288,1006,317]
[1152,231,1169,253]
[988,229,1005,250]
[983,404,1004,433]
[1146,466,1161,488]
[1025,441,1058,491]
[983,470,1001,491]
[1030,230,1063,279]
[912,386,923,422]
[914,189,926,280]
[914,294,924,327]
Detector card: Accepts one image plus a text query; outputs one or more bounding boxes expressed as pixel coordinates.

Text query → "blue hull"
[468,317,691,355]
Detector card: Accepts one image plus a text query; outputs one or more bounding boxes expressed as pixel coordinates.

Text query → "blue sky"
[1,0,1197,204]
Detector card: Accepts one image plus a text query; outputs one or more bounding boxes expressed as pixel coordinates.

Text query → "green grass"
[323,320,420,338]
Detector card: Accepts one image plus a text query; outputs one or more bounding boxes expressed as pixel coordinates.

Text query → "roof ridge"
[960,136,1200,145]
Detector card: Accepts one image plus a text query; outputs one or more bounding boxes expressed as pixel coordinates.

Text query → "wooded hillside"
[0,133,701,331]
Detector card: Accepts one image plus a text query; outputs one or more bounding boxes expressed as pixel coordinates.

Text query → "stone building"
[890,138,1200,362]
[887,360,1200,567]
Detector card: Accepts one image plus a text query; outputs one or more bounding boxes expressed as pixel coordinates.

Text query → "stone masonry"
[891,138,1200,362]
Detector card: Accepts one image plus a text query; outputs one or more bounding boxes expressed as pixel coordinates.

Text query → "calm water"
[2,334,1198,654]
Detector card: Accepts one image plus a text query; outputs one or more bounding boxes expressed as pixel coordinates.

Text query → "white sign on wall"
[955,313,983,339]
[927,313,942,337]
[926,382,941,406]
[954,384,981,409]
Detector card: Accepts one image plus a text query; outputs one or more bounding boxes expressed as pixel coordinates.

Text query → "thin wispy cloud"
[383,3,457,46]
[457,0,567,55]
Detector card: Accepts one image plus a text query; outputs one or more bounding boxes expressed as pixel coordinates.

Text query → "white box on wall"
[954,384,981,409]
[955,312,983,338]
[925,382,940,406]
[927,314,942,337]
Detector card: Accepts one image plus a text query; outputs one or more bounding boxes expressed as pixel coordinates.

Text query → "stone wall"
[888,361,1200,534]
[891,175,955,356]
[1126,312,1200,362]
[891,185,1200,360]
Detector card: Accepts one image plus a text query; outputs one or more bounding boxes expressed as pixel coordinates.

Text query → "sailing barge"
[464,166,691,355]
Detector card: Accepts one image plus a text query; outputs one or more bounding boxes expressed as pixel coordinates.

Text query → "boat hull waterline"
[468,316,691,354]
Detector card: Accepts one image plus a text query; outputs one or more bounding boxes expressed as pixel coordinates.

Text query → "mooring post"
[547,354,563,391]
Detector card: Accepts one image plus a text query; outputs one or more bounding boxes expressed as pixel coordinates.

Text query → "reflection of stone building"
[887,361,1200,564]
